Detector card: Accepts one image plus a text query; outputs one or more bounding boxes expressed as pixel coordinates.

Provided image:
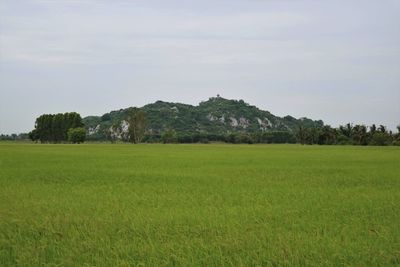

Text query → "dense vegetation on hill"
[81,96,399,145]
[8,96,398,145]
[84,96,323,143]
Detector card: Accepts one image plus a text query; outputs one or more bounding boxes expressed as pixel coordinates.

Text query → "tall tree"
[52,113,65,143]
[318,125,337,145]
[352,124,368,145]
[296,125,307,145]
[339,123,353,138]
[370,124,377,134]
[126,108,148,144]
[307,127,319,145]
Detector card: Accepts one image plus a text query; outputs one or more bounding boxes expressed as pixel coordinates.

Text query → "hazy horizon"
[1,0,399,134]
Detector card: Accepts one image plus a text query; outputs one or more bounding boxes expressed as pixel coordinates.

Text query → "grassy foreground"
[0,143,399,266]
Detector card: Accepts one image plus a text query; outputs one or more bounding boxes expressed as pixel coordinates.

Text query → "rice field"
[0,143,399,266]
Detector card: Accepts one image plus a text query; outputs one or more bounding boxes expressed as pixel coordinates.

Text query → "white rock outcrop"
[88,124,100,135]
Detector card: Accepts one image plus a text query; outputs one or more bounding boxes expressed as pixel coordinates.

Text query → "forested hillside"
[84,96,323,142]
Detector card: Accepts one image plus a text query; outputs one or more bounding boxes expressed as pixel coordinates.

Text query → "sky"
[0,0,399,134]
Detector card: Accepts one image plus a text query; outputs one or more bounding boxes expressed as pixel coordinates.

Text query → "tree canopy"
[29,112,85,143]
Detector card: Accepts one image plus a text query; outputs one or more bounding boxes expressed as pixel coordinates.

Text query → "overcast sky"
[0,0,399,134]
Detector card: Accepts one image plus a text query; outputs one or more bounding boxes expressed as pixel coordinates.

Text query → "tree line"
[19,109,400,146]
[296,123,400,146]
[29,112,86,143]
[136,124,399,146]
[138,130,297,144]
[0,133,29,141]
[103,110,400,146]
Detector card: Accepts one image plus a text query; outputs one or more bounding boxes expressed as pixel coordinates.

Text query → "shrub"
[161,129,178,144]
[370,132,390,146]
[67,128,86,144]
[392,140,400,146]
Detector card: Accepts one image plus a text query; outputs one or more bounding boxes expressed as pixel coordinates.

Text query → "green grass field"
[0,143,399,266]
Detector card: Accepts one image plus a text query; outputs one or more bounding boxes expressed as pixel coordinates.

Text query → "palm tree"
[339,123,353,138]
[369,124,376,134]
[352,125,367,145]
[319,125,336,145]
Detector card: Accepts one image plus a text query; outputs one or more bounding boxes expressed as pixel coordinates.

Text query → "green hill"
[83,96,323,141]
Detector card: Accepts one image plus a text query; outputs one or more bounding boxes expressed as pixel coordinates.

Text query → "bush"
[178,135,194,143]
[142,134,161,143]
[337,134,351,145]
[370,132,390,146]
[392,140,400,146]
[260,131,296,144]
[161,129,178,144]
[67,128,86,144]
